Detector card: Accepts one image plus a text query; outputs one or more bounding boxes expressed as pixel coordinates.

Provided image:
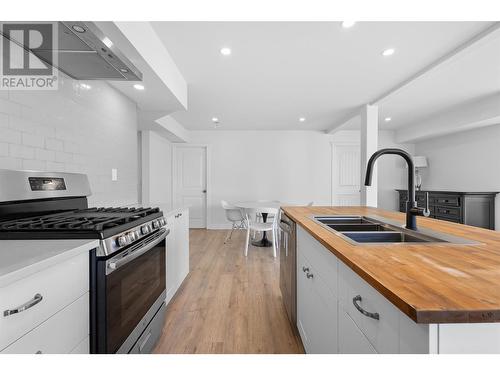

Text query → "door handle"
[4,293,43,317]
[352,295,379,320]
[202,190,207,193]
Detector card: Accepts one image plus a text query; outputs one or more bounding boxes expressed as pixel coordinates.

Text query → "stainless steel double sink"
[312,215,477,245]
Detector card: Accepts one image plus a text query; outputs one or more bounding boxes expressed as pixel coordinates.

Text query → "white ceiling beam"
[138,111,190,143]
[326,22,500,134]
[115,22,188,110]
[154,115,191,143]
[395,93,500,143]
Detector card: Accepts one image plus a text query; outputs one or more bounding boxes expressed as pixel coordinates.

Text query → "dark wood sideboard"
[396,190,498,230]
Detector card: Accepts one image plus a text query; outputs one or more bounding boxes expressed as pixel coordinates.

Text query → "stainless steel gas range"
[0,169,169,354]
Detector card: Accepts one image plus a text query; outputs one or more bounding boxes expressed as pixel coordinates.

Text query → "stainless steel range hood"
[3,21,143,81]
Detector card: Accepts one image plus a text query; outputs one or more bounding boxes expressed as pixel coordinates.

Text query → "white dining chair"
[243,207,279,257]
[221,200,246,244]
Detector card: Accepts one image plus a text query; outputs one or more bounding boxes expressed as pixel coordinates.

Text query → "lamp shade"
[413,156,428,168]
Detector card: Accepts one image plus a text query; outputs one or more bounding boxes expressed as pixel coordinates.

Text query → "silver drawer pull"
[3,293,43,317]
[352,295,379,320]
[306,272,314,279]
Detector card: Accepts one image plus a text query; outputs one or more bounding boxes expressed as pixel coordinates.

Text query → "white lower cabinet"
[297,253,338,353]
[338,307,377,354]
[296,226,500,354]
[0,251,90,353]
[338,261,399,353]
[165,208,190,305]
[0,252,88,350]
[297,226,432,354]
[1,293,89,354]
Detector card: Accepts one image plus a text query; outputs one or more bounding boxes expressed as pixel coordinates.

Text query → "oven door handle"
[106,228,169,275]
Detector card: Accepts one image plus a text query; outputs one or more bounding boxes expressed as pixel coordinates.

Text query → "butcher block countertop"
[282,206,500,324]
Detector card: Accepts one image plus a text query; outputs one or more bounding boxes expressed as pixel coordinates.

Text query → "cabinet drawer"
[1,292,89,354]
[0,252,88,350]
[434,195,460,207]
[435,206,461,219]
[338,261,399,353]
[296,253,338,354]
[339,306,376,354]
[297,227,338,297]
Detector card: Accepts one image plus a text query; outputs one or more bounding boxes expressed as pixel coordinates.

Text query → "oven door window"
[105,239,166,353]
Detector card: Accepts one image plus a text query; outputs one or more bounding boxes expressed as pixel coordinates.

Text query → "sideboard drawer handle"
[352,295,379,320]
[3,293,43,317]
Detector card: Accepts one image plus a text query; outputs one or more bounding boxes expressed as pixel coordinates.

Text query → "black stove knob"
[152,220,160,229]
[141,225,150,235]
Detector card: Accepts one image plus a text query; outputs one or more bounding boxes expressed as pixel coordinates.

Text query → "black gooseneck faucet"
[364,148,430,231]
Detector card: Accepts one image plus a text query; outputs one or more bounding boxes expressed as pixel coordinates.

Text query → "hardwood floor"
[154,229,304,354]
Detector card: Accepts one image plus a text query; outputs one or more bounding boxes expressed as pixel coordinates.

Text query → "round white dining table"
[233,201,281,247]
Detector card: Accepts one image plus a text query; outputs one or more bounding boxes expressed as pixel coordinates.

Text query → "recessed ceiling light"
[299,117,306,122]
[212,117,219,123]
[220,47,231,56]
[80,83,91,90]
[341,21,356,28]
[385,117,392,122]
[72,25,85,33]
[133,84,145,90]
[382,48,395,57]
[102,37,113,48]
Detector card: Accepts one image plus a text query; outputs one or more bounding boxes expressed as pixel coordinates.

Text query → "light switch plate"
[111,168,118,181]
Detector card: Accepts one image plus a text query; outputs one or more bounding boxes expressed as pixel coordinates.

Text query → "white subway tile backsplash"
[45,138,64,151]
[0,127,22,144]
[0,156,22,169]
[22,132,45,148]
[55,151,73,163]
[0,73,138,206]
[0,113,8,128]
[0,72,138,206]
[0,98,22,116]
[64,141,79,153]
[46,161,65,172]
[9,144,35,159]
[0,142,8,156]
[35,148,55,161]
[22,159,46,171]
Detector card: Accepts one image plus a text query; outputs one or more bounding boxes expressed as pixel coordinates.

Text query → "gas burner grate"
[0,206,161,233]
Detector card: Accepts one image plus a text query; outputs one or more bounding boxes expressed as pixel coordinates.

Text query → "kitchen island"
[281,206,500,354]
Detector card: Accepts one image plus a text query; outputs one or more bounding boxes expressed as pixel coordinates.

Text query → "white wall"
[176,129,414,228]
[0,74,138,206]
[188,130,333,228]
[378,131,415,211]
[140,130,173,208]
[414,124,500,230]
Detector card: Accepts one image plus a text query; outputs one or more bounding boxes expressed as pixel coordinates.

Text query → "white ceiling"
[378,26,500,130]
[151,21,493,131]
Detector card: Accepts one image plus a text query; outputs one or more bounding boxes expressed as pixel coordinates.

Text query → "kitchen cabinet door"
[166,215,178,305]
[297,253,338,354]
[339,307,377,354]
[165,209,190,306]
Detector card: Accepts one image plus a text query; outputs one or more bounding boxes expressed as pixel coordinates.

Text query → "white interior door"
[174,146,207,228]
[332,144,361,206]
